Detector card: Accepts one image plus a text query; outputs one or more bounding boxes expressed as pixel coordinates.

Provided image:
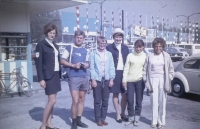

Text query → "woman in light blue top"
[90,36,115,126]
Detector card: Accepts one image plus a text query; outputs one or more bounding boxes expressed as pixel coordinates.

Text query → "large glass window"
[0,33,28,61]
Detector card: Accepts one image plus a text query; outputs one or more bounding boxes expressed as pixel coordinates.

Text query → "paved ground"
[0,80,200,129]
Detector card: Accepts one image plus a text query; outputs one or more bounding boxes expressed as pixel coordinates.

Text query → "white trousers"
[150,78,167,125]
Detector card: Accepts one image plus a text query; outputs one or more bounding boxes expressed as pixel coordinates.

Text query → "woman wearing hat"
[106,28,129,123]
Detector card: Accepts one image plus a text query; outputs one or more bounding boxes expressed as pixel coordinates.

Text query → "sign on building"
[134,25,148,37]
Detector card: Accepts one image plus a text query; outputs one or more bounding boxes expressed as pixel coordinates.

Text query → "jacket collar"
[112,42,126,50]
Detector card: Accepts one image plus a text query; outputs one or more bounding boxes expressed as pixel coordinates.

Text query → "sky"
[60,0,200,29]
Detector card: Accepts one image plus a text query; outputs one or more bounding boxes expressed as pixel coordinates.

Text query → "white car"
[171,54,200,97]
[170,47,189,60]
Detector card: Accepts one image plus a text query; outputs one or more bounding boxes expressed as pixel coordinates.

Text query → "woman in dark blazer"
[106,28,129,123]
[35,23,61,129]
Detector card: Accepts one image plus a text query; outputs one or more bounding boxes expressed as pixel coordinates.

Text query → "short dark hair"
[97,36,107,44]
[152,37,166,48]
[134,39,145,47]
[43,22,57,36]
[74,30,86,38]
[113,33,124,38]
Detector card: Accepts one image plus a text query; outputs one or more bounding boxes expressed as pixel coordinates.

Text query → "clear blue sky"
[60,0,200,29]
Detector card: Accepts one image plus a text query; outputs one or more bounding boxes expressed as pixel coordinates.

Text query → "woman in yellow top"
[122,39,146,126]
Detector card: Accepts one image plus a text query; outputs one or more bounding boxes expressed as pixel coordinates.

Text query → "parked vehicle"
[170,47,189,60]
[176,43,200,56]
[144,48,153,54]
[171,54,200,97]
[165,47,183,61]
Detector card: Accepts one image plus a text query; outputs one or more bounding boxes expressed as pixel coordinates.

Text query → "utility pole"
[177,12,200,43]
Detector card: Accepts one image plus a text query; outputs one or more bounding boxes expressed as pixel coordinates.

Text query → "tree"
[30,10,62,43]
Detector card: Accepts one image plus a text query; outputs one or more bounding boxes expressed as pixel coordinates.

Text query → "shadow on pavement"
[169,93,200,102]
[28,107,72,126]
[82,107,96,123]
[140,116,151,125]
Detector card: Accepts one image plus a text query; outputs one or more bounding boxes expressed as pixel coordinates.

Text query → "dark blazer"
[106,43,129,69]
[35,39,61,81]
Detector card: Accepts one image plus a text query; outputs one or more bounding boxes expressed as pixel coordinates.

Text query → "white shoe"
[133,121,139,126]
[124,121,133,126]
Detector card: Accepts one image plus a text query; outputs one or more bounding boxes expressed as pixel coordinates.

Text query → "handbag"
[62,45,73,79]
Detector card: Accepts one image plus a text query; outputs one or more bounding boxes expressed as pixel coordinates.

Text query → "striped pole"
[119,10,122,28]
[76,6,80,30]
[139,14,142,37]
[111,10,114,36]
[86,6,89,35]
[104,9,106,36]
[95,7,98,33]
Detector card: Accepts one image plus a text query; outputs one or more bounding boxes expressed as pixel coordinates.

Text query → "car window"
[171,48,178,52]
[179,49,187,52]
[183,59,200,69]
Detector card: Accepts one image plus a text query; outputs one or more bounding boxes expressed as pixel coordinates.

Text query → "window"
[185,45,192,49]
[0,33,28,61]
[184,59,200,69]
[195,46,200,49]
[179,49,187,52]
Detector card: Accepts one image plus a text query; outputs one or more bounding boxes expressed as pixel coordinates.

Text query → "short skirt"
[44,71,61,95]
[110,70,125,93]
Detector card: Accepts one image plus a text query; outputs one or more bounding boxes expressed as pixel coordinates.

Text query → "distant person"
[90,36,115,126]
[60,30,90,129]
[143,37,174,129]
[106,28,129,123]
[35,23,61,129]
[122,39,146,126]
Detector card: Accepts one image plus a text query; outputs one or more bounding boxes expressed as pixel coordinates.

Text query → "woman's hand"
[91,79,97,88]
[40,80,46,88]
[109,79,114,87]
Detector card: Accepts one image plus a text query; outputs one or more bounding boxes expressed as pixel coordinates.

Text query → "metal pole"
[188,16,190,43]
[122,10,124,44]
[100,3,103,36]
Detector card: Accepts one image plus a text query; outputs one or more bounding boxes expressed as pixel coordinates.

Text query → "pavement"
[0,80,200,129]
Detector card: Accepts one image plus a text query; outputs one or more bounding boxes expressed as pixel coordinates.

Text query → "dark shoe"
[121,114,128,122]
[101,120,108,126]
[77,121,88,128]
[46,126,59,129]
[71,124,77,129]
[96,121,103,126]
[116,119,122,123]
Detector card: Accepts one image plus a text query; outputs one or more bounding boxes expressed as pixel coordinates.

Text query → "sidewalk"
[0,81,199,129]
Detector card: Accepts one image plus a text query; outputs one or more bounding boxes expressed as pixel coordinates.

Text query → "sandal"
[157,125,164,129]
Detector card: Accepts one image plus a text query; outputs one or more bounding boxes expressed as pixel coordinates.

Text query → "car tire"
[171,78,185,97]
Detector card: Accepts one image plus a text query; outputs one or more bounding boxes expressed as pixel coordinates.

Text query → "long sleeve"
[109,52,116,79]
[143,55,148,83]
[122,54,130,83]
[35,43,44,81]
[89,52,97,80]
[168,55,174,81]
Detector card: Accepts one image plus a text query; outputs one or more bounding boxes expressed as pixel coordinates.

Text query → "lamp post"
[89,0,106,36]
[177,12,200,43]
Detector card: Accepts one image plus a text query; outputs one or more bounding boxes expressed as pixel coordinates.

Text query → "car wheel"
[171,78,185,97]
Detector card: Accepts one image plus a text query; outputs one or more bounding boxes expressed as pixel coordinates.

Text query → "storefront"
[0,0,86,92]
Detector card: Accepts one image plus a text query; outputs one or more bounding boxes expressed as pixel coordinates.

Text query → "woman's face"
[154,43,163,55]
[134,44,144,53]
[47,29,56,40]
[98,40,107,51]
[114,35,123,44]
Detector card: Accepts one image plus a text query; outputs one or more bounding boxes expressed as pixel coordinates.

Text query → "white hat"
[112,28,124,37]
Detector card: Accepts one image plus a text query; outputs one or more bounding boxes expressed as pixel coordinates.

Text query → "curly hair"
[152,37,166,48]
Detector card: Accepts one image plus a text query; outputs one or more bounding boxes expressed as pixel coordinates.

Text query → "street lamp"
[177,12,200,43]
[89,0,106,36]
